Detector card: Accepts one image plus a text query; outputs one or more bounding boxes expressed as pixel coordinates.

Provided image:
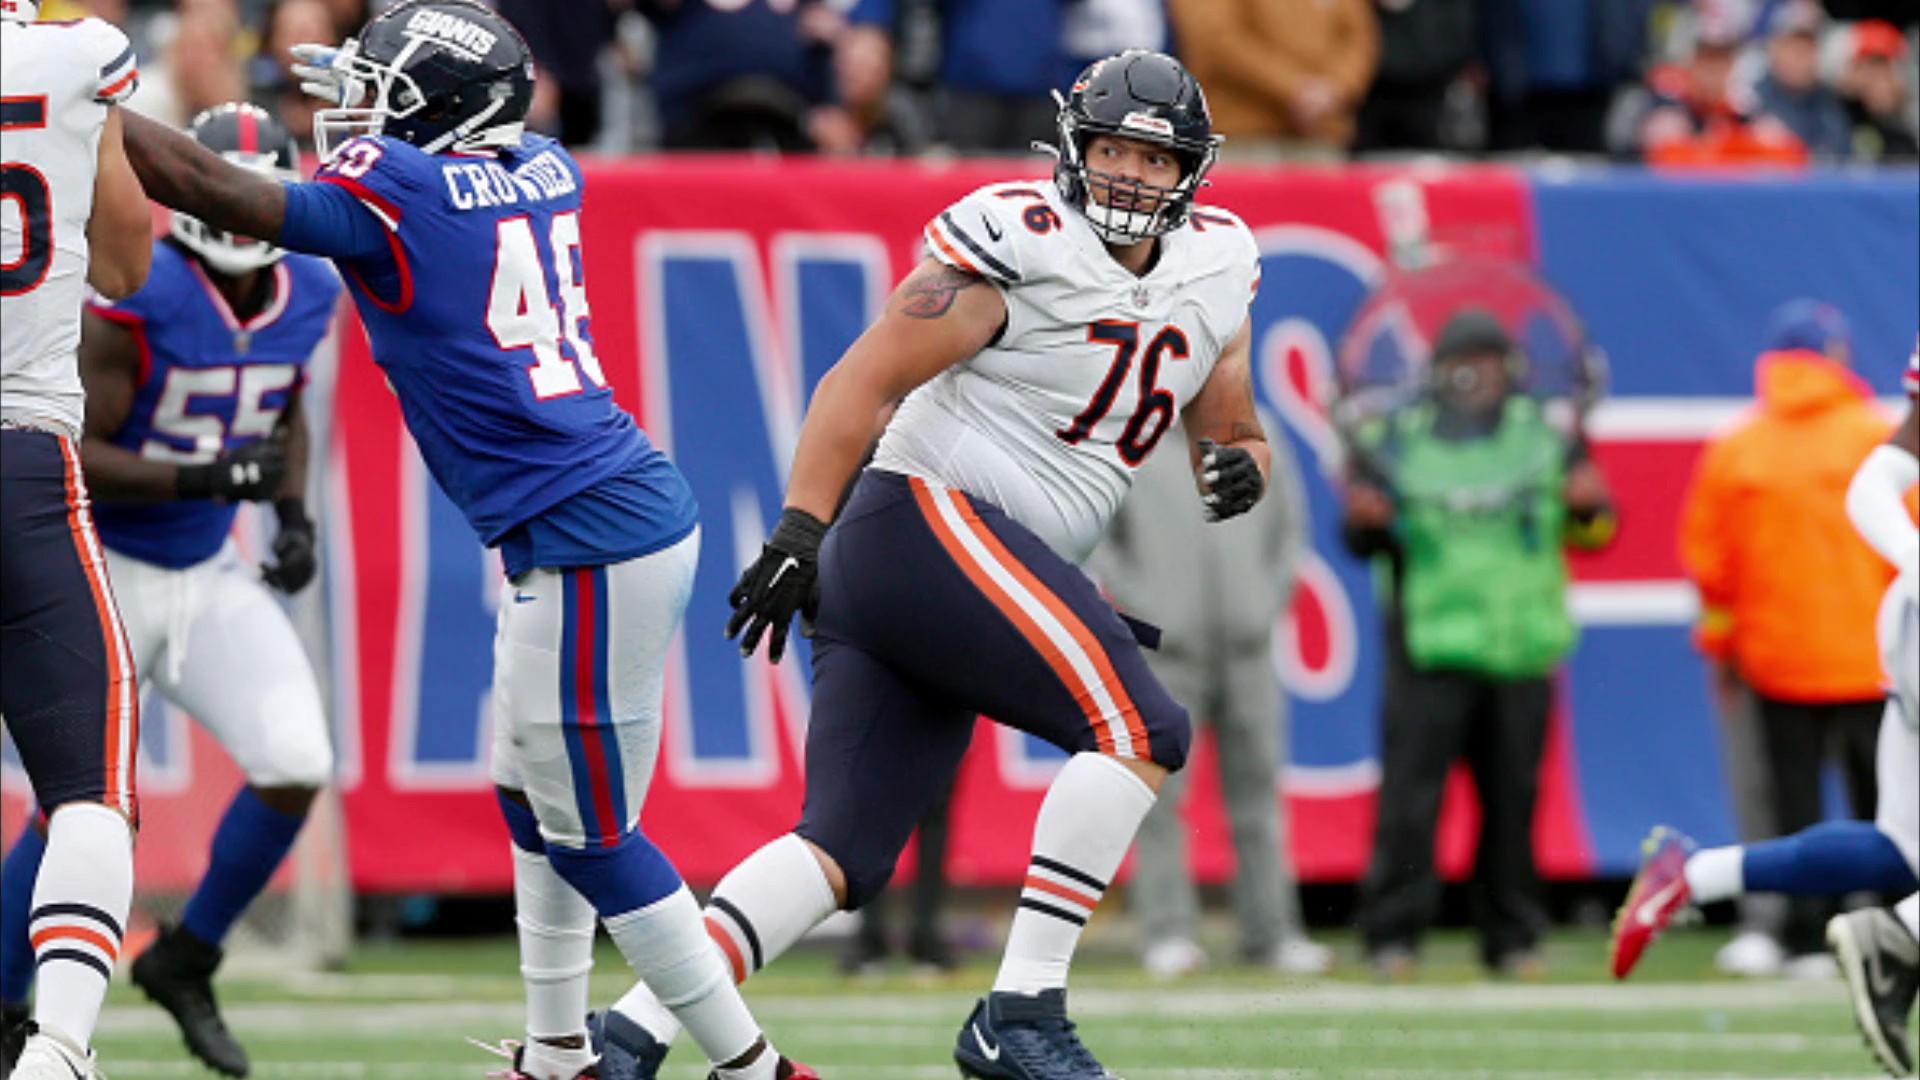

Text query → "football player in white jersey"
[2,103,340,1080]
[0,1,152,1077]
[1826,341,1918,1078]
[594,50,1269,1080]
[1614,342,1919,1076]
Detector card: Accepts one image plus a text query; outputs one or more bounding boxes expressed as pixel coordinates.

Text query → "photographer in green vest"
[1343,309,1617,979]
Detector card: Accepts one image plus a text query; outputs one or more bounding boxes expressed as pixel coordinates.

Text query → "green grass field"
[91,927,1899,1079]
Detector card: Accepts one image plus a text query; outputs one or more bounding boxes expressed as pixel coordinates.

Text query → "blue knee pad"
[545,828,684,919]
[495,789,545,855]
[1744,820,1920,896]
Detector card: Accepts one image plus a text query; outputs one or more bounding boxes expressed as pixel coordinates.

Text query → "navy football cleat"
[587,1010,669,1080]
[953,989,1118,1080]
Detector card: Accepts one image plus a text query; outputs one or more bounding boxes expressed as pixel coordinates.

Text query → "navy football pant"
[0,430,138,820]
[797,470,1190,908]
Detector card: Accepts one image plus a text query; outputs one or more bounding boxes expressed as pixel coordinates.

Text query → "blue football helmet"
[172,103,300,275]
[314,0,533,161]
[1043,50,1223,245]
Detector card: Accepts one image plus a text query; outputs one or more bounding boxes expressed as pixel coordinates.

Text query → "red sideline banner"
[325,158,1584,893]
[15,159,1906,894]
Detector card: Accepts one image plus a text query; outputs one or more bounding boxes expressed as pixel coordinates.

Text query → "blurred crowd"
[32,0,1920,166]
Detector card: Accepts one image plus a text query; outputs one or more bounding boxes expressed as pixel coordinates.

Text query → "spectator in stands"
[1353,0,1483,154]
[1840,19,1919,162]
[249,0,337,147]
[1087,416,1333,979]
[1677,301,1899,977]
[166,0,249,125]
[1752,0,1852,160]
[1637,16,1808,166]
[496,0,619,148]
[1063,0,1166,84]
[1168,0,1378,159]
[637,0,860,153]
[843,0,1068,154]
[319,0,369,37]
[1481,0,1658,154]
[1345,311,1616,981]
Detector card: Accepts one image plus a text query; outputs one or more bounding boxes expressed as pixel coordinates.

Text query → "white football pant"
[489,530,698,851]
[106,541,332,789]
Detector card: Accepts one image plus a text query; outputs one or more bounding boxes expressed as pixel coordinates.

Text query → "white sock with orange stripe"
[611,833,838,1046]
[602,885,764,1069]
[994,752,1155,996]
[30,802,132,1049]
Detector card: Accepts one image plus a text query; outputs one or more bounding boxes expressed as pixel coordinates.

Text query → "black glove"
[177,439,287,503]
[1197,438,1264,522]
[261,499,317,594]
[726,507,828,664]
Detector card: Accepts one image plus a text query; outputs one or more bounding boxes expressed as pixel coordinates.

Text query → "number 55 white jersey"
[873,180,1261,564]
[0,15,139,436]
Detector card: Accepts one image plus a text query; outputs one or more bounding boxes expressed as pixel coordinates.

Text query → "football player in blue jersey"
[0,102,335,1079]
[113,4,811,1079]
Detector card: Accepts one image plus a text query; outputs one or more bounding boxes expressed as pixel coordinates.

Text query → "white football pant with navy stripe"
[489,530,698,850]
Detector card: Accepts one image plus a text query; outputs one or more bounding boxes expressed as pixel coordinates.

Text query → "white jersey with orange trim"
[0,16,139,437]
[873,180,1261,564]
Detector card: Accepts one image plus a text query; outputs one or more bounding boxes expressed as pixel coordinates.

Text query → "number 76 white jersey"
[0,16,139,436]
[873,180,1262,564]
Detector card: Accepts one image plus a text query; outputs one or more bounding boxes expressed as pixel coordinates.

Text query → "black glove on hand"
[262,499,317,594]
[726,507,828,663]
[1198,438,1264,522]
[177,439,288,503]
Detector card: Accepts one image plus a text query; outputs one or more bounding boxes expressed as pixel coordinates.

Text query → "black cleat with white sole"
[953,989,1119,1080]
[131,923,250,1077]
[1827,908,1918,1077]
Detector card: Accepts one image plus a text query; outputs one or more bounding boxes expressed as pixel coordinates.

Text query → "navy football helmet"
[172,103,300,275]
[1044,50,1222,245]
[314,0,533,161]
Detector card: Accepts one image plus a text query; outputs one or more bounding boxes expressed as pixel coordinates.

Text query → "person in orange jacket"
[1677,300,1905,971]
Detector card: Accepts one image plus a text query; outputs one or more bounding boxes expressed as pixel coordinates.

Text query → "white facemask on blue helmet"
[170,103,300,276]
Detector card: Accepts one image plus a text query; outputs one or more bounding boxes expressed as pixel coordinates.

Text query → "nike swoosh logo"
[513,591,537,604]
[981,215,1003,242]
[971,1021,1000,1061]
[1636,879,1684,927]
[765,555,800,590]
[1864,933,1901,998]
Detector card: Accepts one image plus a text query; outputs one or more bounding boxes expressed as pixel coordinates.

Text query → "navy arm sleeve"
[279,181,394,260]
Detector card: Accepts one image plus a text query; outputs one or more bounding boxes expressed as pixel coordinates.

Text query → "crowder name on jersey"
[441,148,576,210]
[874,179,1261,564]
[88,243,340,568]
[305,133,695,572]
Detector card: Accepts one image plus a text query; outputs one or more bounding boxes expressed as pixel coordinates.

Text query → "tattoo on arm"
[122,110,286,241]
[897,264,983,319]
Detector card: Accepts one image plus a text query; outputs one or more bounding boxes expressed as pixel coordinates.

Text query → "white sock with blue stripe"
[31,803,133,1050]
[994,752,1155,996]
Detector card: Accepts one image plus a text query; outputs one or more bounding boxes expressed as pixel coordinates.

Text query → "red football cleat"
[1611,826,1696,980]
